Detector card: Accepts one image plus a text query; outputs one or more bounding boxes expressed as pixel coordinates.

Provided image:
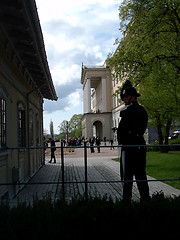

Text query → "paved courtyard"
[9,144,180,206]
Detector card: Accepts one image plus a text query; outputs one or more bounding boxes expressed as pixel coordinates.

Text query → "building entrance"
[93,120,103,139]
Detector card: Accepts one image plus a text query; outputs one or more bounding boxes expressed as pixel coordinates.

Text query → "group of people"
[89,136,101,153]
[45,81,150,202]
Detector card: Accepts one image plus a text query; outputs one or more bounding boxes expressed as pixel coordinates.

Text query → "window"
[0,98,6,149]
[18,103,26,147]
[29,110,34,146]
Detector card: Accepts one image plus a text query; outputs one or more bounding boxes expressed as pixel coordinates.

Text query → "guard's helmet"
[120,80,140,100]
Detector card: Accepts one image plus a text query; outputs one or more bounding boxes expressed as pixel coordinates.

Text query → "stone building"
[81,63,154,143]
[0,0,57,199]
[81,64,112,141]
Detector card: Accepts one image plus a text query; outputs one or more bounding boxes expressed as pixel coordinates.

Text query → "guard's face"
[122,95,132,105]
[123,95,137,105]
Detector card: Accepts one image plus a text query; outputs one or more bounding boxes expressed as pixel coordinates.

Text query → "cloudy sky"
[36,0,123,134]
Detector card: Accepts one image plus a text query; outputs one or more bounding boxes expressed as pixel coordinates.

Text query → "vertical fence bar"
[61,141,65,200]
[84,141,88,200]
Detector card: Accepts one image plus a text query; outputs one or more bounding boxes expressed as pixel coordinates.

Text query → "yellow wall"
[0,43,44,199]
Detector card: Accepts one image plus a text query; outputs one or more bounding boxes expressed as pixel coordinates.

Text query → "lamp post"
[66,121,69,145]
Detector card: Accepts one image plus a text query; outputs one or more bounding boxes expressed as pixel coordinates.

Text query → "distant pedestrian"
[63,139,66,146]
[96,136,101,153]
[48,138,56,163]
[89,137,95,153]
[109,139,114,150]
[104,137,106,146]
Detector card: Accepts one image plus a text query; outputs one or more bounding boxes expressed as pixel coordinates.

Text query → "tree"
[107,0,180,151]
[58,120,68,140]
[49,120,54,139]
[58,114,82,140]
[68,114,82,138]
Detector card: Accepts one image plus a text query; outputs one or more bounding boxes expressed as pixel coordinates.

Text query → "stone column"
[83,78,91,113]
[101,77,107,112]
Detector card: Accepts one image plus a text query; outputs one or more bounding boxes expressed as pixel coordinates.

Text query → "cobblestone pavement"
[9,144,180,206]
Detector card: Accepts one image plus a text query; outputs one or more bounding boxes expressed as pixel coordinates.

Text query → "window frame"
[29,109,34,147]
[17,102,26,147]
[0,97,7,149]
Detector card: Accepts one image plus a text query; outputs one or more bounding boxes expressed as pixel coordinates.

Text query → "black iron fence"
[0,142,180,201]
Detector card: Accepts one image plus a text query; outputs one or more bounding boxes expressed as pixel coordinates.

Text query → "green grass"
[113,151,180,190]
[146,151,180,190]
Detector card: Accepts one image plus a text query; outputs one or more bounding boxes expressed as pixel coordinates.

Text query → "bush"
[147,143,160,152]
[147,139,180,152]
[169,138,180,150]
[0,193,180,239]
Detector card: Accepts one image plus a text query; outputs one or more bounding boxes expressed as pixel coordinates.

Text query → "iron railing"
[0,142,180,201]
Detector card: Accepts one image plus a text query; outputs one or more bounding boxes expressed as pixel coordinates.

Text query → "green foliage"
[68,114,82,138]
[58,114,82,139]
[0,194,180,239]
[58,120,68,140]
[107,0,180,145]
[169,138,180,144]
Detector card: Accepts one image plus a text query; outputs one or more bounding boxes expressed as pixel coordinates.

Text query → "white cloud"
[68,90,82,107]
[51,64,80,86]
[37,0,120,21]
[36,0,122,134]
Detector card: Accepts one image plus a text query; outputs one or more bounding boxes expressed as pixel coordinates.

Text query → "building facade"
[111,72,125,142]
[0,0,57,199]
[81,63,150,143]
[81,64,112,140]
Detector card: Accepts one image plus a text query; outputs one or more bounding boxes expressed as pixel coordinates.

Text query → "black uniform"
[117,101,150,202]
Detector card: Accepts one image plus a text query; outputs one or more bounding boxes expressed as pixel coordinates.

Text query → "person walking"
[96,136,101,153]
[109,139,114,150]
[48,138,56,163]
[104,137,106,146]
[117,80,150,202]
[89,137,95,153]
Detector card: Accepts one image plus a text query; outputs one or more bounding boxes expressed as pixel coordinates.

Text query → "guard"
[117,80,150,202]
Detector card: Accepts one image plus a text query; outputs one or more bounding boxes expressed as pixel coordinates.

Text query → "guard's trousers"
[120,147,150,202]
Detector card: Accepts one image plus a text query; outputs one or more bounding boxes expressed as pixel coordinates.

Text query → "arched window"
[17,102,26,147]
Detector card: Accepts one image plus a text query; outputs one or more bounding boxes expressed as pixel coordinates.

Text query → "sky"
[35,0,123,134]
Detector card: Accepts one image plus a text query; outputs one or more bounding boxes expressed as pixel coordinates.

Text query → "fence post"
[61,140,65,200]
[84,141,88,200]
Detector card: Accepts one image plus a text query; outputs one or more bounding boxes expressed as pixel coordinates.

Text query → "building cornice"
[0,0,57,101]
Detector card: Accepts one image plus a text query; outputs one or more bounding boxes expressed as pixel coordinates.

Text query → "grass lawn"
[113,151,180,190]
[146,151,180,190]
